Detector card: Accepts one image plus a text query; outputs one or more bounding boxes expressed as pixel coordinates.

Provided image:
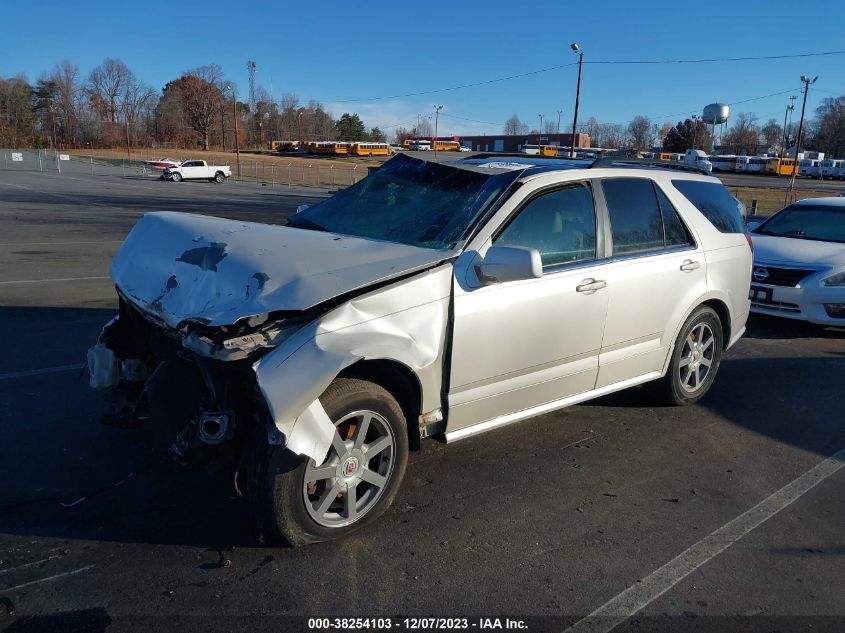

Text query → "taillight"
[745,233,754,254]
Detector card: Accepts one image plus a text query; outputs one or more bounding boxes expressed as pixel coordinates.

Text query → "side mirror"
[295,204,309,214]
[476,246,543,285]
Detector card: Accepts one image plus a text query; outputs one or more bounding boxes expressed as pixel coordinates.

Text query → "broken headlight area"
[86,297,286,477]
[180,312,311,361]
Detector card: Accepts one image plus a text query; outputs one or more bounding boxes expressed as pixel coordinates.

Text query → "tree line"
[503,100,845,157]
[0,58,387,150]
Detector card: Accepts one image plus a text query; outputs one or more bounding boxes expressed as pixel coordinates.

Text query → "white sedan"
[748,197,845,325]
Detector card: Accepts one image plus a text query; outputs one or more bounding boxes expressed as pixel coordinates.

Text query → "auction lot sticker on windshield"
[11,152,23,161]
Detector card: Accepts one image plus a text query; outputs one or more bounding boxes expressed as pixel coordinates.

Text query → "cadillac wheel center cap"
[341,456,359,478]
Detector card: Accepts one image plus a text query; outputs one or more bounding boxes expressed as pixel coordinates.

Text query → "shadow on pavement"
[0,306,843,549]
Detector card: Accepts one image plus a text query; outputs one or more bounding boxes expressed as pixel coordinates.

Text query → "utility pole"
[298,111,303,150]
[569,44,583,158]
[779,98,795,160]
[433,105,443,157]
[785,94,797,151]
[538,114,544,148]
[786,76,817,203]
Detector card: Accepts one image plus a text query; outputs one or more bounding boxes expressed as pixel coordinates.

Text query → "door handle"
[576,278,607,293]
[680,259,701,272]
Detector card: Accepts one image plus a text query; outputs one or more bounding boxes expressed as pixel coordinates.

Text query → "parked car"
[458,146,472,152]
[748,197,845,324]
[87,154,751,545]
[162,160,232,183]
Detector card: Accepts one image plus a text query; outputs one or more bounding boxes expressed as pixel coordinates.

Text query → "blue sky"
[3,0,844,135]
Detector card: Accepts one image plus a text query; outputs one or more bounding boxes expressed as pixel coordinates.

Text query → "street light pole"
[538,114,543,148]
[786,75,817,203]
[433,105,443,157]
[226,84,241,178]
[556,109,563,134]
[569,44,583,158]
[691,115,699,150]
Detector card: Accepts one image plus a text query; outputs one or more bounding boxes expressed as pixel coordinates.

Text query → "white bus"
[819,159,842,179]
[409,140,431,151]
[799,159,820,178]
[710,155,737,172]
[744,157,768,174]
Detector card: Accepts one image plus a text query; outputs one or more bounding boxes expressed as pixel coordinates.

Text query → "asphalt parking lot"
[1,158,844,633]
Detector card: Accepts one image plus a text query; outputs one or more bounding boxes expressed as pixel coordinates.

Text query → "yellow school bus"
[657,152,673,161]
[432,140,461,152]
[350,142,391,156]
[402,139,412,150]
[310,141,333,154]
[521,144,560,157]
[330,142,351,155]
[766,157,799,176]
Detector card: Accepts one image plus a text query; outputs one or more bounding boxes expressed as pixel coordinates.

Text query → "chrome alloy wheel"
[302,410,396,528]
[678,322,715,393]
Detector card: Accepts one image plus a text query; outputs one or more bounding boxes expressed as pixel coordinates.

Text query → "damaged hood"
[112,211,452,328]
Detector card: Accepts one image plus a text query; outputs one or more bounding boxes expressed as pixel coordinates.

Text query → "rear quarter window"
[672,180,746,233]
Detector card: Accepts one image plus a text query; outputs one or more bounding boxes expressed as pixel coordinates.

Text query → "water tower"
[703,103,729,151]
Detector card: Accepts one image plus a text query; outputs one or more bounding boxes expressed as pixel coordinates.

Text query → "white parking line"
[0,564,94,593]
[564,447,845,633]
[0,364,82,381]
[0,554,63,575]
[0,276,110,286]
[0,240,123,246]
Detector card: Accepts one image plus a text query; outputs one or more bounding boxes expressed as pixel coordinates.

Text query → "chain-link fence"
[1,149,368,190]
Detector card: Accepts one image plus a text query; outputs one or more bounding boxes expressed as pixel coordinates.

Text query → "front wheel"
[655,306,723,406]
[170,172,182,182]
[253,378,409,546]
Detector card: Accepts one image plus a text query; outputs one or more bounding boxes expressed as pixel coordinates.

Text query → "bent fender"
[254,265,453,462]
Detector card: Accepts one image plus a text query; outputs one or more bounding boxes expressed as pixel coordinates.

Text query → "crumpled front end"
[87,262,453,486]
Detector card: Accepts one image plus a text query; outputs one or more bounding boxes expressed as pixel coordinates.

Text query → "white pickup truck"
[163,160,232,183]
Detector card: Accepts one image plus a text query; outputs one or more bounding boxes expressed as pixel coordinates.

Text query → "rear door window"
[655,186,694,247]
[601,178,665,255]
[671,180,745,233]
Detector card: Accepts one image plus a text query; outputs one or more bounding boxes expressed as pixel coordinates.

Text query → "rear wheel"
[214,172,224,183]
[655,306,723,406]
[253,378,408,546]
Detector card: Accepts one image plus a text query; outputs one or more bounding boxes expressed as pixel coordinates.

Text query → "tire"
[214,172,225,183]
[253,378,409,546]
[655,306,723,406]
[170,172,182,182]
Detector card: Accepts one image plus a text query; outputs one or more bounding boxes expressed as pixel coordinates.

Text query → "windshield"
[288,154,519,250]
[754,204,845,243]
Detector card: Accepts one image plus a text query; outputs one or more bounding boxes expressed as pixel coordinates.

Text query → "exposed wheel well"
[702,299,731,349]
[337,359,422,450]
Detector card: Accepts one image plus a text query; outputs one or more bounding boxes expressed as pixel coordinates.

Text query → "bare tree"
[47,60,81,145]
[759,118,783,152]
[87,58,131,122]
[584,117,601,146]
[504,114,527,135]
[722,112,760,155]
[809,96,845,157]
[414,117,433,137]
[627,115,652,149]
[600,123,627,149]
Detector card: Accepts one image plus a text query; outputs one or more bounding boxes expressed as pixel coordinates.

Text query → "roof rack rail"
[590,157,709,176]
[460,152,591,162]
